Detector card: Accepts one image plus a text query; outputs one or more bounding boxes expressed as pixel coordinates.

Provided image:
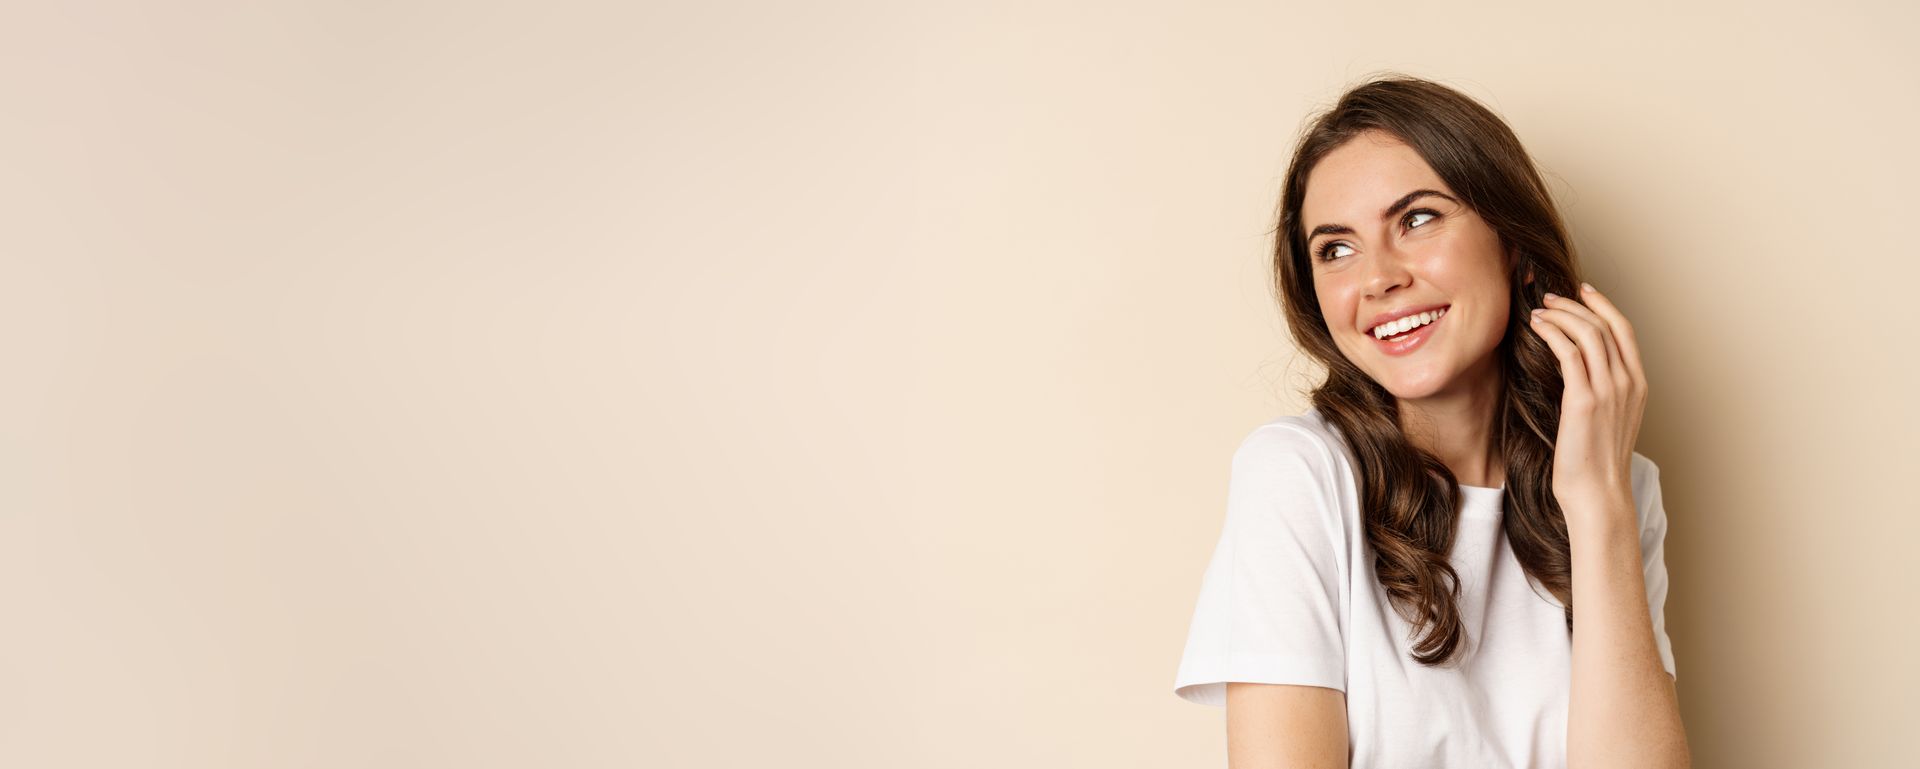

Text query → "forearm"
[1565,495,1690,769]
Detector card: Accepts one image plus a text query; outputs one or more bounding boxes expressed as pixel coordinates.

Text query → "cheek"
[1313,284,1357,331]
[1313,272,1357,303]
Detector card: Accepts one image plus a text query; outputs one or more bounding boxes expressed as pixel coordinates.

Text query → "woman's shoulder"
[1233,407,1351,467]
[1629,450,1661,487]
[1223,407,1358,543]
[1229,407,1356,497]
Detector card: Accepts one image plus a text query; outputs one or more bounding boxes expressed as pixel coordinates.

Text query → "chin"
[1374,367,1454,400]
[1384,381,1449,401]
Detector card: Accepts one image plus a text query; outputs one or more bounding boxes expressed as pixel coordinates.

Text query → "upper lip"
[1364,303,1451,334]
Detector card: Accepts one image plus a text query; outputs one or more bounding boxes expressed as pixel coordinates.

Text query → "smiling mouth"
[1367,306,1447,354]
[1369,306,1448,342]
[1377,324,1425,342]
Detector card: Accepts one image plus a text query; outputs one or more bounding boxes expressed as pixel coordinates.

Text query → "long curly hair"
[1272,74,1588,665]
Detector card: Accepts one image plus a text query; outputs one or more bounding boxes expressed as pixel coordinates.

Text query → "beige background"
[2,1,1914,767]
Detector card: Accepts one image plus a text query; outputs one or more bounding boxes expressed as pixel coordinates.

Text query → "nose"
[1362,244,1414,300]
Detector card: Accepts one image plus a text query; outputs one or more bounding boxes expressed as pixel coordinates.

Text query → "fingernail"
[1581,282,1595,293]
[1543,292,1558,300]
[1531,308,1544,316]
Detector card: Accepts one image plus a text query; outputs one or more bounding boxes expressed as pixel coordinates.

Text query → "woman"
[1172,75,1691,767]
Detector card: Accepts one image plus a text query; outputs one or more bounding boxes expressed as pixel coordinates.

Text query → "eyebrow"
[1307,189,1460,242]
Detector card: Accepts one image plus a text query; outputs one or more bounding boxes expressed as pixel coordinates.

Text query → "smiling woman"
[1172,75,1690,768]
[1300,130,1521,406]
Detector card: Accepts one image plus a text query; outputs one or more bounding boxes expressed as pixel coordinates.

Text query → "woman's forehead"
[1302,134,1448,225]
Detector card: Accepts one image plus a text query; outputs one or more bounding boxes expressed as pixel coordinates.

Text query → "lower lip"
[1371,309,1446,356]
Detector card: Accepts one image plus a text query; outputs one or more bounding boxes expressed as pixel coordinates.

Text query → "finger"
[1536,301,1612,395]
[1574,283,1646,395]
[1529,308,1591,401]
[1540,294,1618,398]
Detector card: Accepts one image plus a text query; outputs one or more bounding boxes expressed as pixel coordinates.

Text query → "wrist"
[1558,489,1638,539]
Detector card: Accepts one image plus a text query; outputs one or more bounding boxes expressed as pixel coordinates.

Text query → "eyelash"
[1313,209,1440,262]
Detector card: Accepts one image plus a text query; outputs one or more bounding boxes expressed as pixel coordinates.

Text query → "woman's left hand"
[1529,283,1648,529]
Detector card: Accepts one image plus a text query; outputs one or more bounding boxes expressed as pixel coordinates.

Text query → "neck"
[1396,358,1504,488]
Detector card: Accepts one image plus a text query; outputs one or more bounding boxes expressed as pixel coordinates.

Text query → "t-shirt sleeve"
[1173,423,1349,706]
[1635,453,1679,681]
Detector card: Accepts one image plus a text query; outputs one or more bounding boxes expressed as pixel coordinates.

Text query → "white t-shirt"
[1173,406,1676,768]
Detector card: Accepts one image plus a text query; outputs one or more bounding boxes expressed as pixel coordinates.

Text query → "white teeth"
[1372,307,1446,339]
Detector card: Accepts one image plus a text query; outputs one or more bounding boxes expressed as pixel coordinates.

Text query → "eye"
[1313,241,1354,262]
[1311,209,1443,263]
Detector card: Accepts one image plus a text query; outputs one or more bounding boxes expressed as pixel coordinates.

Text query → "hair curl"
[1272,74,1587,665]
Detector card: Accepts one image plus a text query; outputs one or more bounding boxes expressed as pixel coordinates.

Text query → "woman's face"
[1300,129,1514,403]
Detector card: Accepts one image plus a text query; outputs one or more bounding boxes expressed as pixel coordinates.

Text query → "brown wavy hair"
[1272,74,1588,665]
